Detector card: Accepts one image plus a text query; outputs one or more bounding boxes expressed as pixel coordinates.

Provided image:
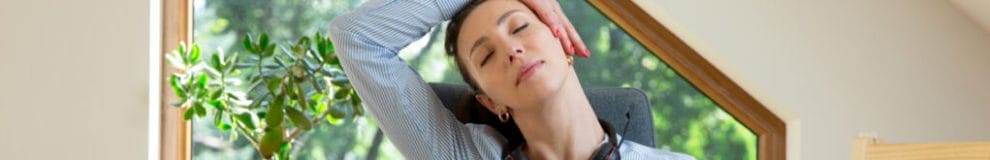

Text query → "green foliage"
[167,32,362,160]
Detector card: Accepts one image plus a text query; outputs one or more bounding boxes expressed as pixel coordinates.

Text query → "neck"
[511,73,605,160]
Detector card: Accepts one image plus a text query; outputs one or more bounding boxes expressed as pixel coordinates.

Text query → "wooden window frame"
[587,1,787,160]
[158,0,786,159]
[159,0,192,159]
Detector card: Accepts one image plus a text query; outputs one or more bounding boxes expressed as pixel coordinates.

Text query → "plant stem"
[235,124,262,152]
[367,129,385,160]
[286,106,334,141]
[220,72,263,153]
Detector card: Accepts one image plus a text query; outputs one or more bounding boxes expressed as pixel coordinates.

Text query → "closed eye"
[480,51,494,66]
[512,23,529,34]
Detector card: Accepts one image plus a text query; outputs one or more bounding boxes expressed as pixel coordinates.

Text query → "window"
[160,0,784,159]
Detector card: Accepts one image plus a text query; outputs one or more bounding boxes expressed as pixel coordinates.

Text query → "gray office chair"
[429,83,657,147]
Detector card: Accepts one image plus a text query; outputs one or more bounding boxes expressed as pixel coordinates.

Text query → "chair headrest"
[428,83,656,147]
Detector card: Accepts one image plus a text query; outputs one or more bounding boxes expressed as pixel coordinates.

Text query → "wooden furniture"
[851,137,990,160]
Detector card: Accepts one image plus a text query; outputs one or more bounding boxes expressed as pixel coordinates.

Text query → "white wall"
[633,0,990,159]
[0,0,149,159]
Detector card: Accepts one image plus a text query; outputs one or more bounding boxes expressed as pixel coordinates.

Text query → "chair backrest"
[851,136,990,160]
[429,83,657,147]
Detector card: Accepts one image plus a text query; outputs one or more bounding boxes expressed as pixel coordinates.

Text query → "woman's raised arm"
[327,0,503,159]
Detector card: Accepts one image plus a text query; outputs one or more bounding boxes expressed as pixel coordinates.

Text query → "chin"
[514,73,566,106]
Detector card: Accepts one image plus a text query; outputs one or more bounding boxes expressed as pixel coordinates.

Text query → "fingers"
[522,0,588,57]
[523,0,555,27]
[561,16,589,57]
[556,26,575,55]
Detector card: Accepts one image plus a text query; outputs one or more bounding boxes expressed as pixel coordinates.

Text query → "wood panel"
[160,0,191,159]
[586,0,788,159]
[852,137,990,160]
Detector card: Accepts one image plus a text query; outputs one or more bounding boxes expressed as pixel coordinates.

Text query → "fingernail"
[554,28,561,37]
[584,48,591,56]
[568,45,574,54]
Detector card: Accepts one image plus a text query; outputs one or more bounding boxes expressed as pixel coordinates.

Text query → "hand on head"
[521,0,591,58]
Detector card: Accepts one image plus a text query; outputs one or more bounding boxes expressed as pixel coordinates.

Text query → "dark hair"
[444,0,525,154]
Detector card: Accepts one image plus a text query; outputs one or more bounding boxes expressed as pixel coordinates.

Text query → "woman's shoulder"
[619,141,696,160]
[464,123,509,160]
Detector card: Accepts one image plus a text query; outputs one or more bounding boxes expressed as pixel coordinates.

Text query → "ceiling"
[949,0,990,33]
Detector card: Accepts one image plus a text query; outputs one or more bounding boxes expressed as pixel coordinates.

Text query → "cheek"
[477,67,512,88]
[520,38,566,67]
[523,29,564,56]
[474,71,517,103]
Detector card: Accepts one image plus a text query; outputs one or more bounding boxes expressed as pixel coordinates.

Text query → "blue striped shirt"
[327,0,694,159]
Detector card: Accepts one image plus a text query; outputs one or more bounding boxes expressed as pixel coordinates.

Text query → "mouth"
[515,59,545,86]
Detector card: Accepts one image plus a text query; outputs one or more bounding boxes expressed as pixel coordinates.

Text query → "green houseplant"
[167,32,362,160]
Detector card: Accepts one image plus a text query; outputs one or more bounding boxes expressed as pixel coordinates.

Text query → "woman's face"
[456,0,571,111]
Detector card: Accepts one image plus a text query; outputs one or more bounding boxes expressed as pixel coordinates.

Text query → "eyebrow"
[469,9,524,56]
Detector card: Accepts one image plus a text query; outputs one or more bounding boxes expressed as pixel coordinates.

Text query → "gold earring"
[567,56,573,65]
[498,110,511,122]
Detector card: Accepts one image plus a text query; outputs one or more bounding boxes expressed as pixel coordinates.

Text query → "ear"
[475,94,501,114]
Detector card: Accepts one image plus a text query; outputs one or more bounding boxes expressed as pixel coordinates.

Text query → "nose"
[507,47,524,63]
[494,36,525,64]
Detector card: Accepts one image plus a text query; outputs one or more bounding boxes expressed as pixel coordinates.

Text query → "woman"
[329,0,693,159]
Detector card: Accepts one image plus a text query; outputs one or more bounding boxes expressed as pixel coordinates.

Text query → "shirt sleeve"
[620,140,696,160]
[327,0,503,159]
